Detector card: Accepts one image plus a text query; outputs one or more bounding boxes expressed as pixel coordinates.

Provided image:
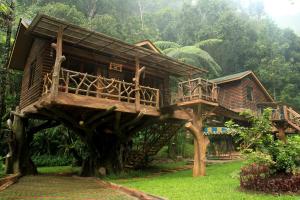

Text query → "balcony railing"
[174,78,218,103]
[43,68,160,108]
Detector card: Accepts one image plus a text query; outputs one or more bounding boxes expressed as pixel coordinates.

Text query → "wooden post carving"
[51,26,66,100]
[185,107,210,177]
[133,57,146,112]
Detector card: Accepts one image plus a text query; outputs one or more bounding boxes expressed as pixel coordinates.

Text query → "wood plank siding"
[20,39,49,109]
[217,76,271,112]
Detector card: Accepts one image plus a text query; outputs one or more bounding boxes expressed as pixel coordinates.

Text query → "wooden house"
[7,14,299,177]
[211,71,274,113]
[8,14,223,176]
[211,71,300,140]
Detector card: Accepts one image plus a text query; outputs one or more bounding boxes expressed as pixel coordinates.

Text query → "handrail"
[175,77,218,103]
[43,68,160,108]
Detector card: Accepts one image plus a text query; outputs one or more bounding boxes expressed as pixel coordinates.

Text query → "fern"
[154,41,181,51]
[158,41,222,76]
[195,39,223,49]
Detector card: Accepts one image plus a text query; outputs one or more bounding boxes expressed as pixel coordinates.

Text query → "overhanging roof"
[9,14,206,76]
[134,40,162,54]
[211,71,274,102]
[8,19,33,70]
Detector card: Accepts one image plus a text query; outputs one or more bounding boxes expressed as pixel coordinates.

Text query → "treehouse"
[10,15,207,118]
[8,14,222,176]
[7,14,298,178]
[211,71,300,141]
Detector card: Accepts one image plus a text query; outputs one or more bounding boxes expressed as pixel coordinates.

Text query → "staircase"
[284,106,300,132]
[126,120,184,168]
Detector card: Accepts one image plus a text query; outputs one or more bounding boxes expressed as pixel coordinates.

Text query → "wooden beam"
[85,106,117,126]
[114,112,122,131]
[120,112,144,130]
[133,57,146,112]
[50,26,66,99]
[53,92,160,116]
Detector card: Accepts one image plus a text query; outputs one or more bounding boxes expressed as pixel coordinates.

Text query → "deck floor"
[0,175,137,200]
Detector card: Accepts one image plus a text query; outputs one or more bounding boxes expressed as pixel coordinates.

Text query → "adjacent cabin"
[212,71,300,135]
[211,71,274,113]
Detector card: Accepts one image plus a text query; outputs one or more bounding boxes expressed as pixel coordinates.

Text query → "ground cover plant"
[110,161,299,200]
[226,109,300,194]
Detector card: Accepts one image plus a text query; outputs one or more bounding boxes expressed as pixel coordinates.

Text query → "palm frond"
[195,39,223,49]
[154,41,181,51]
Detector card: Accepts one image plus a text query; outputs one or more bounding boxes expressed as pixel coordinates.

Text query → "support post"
[51,26,66,100]
[277,126,287,144]
[133,57,146,112]
[185,107,210,177]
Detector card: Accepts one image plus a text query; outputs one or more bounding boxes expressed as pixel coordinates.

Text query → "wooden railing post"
[133,57,146,112]
[50,26,66,100]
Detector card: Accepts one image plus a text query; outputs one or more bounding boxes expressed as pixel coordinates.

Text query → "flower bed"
[240,164,300,194]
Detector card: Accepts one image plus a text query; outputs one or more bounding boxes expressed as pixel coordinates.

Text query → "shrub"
[0,156,3,173]
[226,109,300,193]
[240,164,300,193]
[32,154,73,167]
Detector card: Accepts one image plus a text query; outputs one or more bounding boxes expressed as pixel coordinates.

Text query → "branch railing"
[43,68,160,108]
[175,78,218,103]
[285,106,300,130]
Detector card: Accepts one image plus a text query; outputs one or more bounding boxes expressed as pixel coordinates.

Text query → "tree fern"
[155,40,222,76]
[154,41,181,51]
[195,39,223,49]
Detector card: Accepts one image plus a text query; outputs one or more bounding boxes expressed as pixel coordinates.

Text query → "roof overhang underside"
[8,19,33,70]
[17,14,205,77]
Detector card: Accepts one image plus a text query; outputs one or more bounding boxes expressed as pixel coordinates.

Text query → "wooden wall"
[241,76,271,111]
[20,39,48,109]
[218,81,243,111]
[218,76,271,112]
[19,40,171,109]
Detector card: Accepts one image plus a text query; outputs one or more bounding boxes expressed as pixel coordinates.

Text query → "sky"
[262,0,300,34]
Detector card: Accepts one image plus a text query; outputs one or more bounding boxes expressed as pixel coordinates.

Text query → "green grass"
[110,162,299,200]
[37,166,80,175]
[105,161,187,180]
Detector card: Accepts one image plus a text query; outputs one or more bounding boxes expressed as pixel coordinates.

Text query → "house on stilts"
[6,14,299,177]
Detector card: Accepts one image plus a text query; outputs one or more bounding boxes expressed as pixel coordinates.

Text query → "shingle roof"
[210,70,274,102]
[9,14,206,77]
[210,71,252,84]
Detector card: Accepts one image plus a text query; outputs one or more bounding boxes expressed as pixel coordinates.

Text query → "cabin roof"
[211,70,274,102]
[8,14,206,77]
[134,40,162,54]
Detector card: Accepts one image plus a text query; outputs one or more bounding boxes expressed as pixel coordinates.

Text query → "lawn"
[37,166,80,175]
[110,161,299,200]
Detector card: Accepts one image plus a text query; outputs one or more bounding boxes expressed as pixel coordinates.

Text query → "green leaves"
[154,40,222,76]
[226,109,300,174]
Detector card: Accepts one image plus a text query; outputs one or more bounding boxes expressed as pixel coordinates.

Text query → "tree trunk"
[79,129,127,177]
[277,127,287,144]
[5,108,37,175]
[185,107,210,177]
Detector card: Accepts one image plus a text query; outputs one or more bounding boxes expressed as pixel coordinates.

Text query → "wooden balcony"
[174,77,219,107]
[27,68,163,117]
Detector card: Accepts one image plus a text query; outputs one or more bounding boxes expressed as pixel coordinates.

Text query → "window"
[28,59,37,88]
[109,62,123,72]
[246,86,253,101]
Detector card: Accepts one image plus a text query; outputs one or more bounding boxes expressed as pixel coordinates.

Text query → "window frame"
[246,86,253,101]
[28,59,37,89]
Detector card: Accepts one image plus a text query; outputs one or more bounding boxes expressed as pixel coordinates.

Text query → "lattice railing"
[42,68,160,108]
[285,106,300,131]
[175,77,218,103]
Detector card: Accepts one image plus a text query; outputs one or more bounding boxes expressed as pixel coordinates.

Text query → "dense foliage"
[226,109,300,193]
